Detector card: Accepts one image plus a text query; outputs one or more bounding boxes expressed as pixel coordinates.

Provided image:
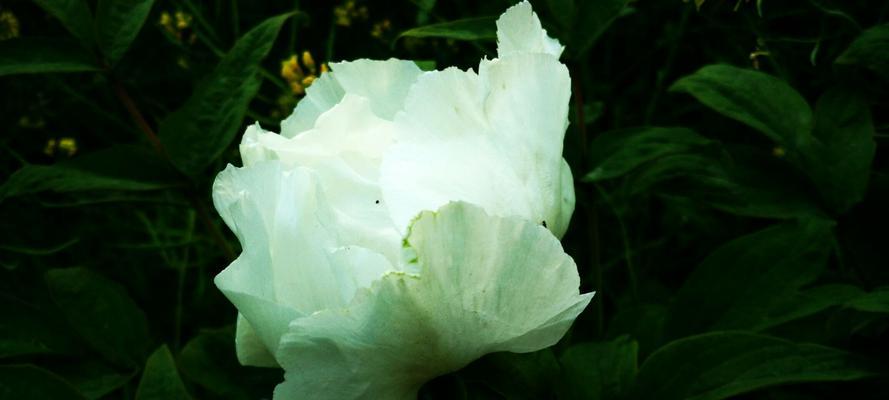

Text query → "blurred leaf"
[670,64,813,147]
[671,66,875,214]
[0,38,99,76]
[0,145,179,201]
[0,295,81,358]
[413,60,437,71]
[95,0,155,65]
[45,267,151,368]
[846,287,889,313]
[54,360,135,400]
[586,130,823,219]
[135,345,191,400]
[584,127,712,182]
[606,304,667,357]
[635,332,881,400]
[158,13,292,175]
[802,88,876,212]
[665,219,834,339]
[687,146,826,220]
[0,365,85,400]
[558,336,638,400]
[836,24,889,80]
[33,0,95,46]
[764,284,866,331]
[566,0,630,57]
[462,351,559,399]
[396,16,497,42]
[179,327,281,399]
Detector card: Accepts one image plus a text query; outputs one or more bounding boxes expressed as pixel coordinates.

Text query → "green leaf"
[0,38,99,76]
[461,350,560,399]
[179,328,280,399]
[0,365,85,400]
[53,360,136,400]
[0,145,178,201]
[606,304,667,356]
[665,219,834,339]
[136,345,192,400]
[0,295,81,358]
[158,13,292,175]
[396,16,497,42]
[670,64,813,148]
[568,0,630,57]
[836,24,889,80]
[45,268,152,368]
[764,284,866,331]
[94,0,155,65]
[683,144,826,219]
[33,0,95,46]
[846,286,889,313]
[802,88,876,212]
[558,336,638,400]
[584,128,824,220]
[584,127,713,182]
[635,331,881,400]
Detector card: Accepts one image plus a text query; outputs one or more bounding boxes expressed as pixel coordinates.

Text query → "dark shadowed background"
[1,0,888,399]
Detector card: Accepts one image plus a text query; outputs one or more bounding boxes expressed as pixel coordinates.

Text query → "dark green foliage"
[95,0,156,65]
[397,16,497,42]
[45,268,152,368]
[0,38,98,76]
[634,332,880,400]
[1,0,887,399]
[158,13,292,175]
[134,346,190,400]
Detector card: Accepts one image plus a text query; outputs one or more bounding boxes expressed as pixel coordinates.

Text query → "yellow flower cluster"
[370,19,391,39]
[334,0,369,27]
[0,10,20,41]
[280,51,328,95]
[44,137,78,157]
[159,10,196,44]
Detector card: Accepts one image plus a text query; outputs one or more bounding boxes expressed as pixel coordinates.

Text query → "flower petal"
[235,313,278,367]
[239,95,403,262]
[273,202,592,399]
[213,161,393,362]
[496,1,563,58]
[281,59,423,137]
[381,53,574,237]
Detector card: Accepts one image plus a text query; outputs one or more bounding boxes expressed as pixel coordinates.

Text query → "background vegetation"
[1,0,888,399]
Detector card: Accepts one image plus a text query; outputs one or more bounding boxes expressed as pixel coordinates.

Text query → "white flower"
[212,2,592,399]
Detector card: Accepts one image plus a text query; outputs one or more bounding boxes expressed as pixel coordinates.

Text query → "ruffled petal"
[212,162,393,362]
[273,202,592,400]
[496,1,563,58]
[238,96,403,262]
[381,53,574,237]
[281,59,422,137]
[235,313,278,367]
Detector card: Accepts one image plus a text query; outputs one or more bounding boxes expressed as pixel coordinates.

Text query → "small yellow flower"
[302,51,316,74]
[280,51,324,96]
[43,137,78,157]
[371,19,392,39]
[334,0,368,27]
[58,137,78,156]
[772,146,786,158]
[0,10,20,40]
[43,139,57,157]
[159,10,194,43]
[174,11,192,30]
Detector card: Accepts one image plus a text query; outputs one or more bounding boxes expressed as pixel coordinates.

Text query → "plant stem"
[111,77,236,262]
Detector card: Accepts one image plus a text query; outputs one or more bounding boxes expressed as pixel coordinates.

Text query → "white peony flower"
[212,2,592,399]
